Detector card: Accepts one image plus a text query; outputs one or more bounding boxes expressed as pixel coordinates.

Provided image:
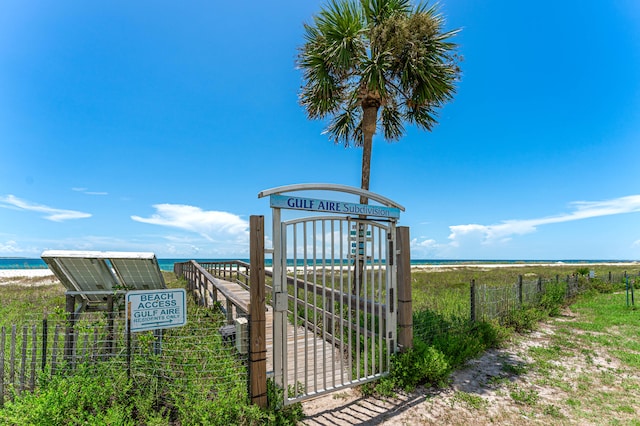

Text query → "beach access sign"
[270,194,400,219]
[126,288,187,332]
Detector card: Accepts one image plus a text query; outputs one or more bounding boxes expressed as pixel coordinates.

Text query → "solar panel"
[41,250,166,306]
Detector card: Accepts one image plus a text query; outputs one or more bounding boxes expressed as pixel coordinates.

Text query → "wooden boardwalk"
[212,277,350,397]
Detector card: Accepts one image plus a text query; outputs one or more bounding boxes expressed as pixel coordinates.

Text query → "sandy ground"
[300,331,548,425]
[301,316,638,425]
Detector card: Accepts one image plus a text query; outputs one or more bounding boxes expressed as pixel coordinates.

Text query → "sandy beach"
[0,269,55,278]
[2,261,638,281]
[0,269,59,286]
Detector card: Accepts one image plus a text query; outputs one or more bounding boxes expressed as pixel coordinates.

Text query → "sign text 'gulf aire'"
[270,194,400,219]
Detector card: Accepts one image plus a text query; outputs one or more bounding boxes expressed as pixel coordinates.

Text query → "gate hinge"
[273,292,288,312]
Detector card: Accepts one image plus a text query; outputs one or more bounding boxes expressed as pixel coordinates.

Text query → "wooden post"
[0,326,4,407]
[30,325,36,390]
[249,215,267,408]
[64,294,76,364]
[470,279,476,323]
[517,275,523,306]
[51,325,60,376]
[10,325,16,385]
[41,314,48,372]
[106,295,115,357]
[396,226,413,351]
[20,326,27,393]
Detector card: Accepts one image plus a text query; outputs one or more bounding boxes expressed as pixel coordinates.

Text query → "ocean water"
[0,257,636,272]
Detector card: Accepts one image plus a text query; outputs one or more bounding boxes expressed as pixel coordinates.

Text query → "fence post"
[249,215,267,408]
[518,275,523,306]
[0,326,5,407]
[41,314,48,372]
[470,279,476,323]
[537,277,543,294]
[608,271,612,283]
[396,226,412,351]
[64,294,76,364]
[106,295,115,357]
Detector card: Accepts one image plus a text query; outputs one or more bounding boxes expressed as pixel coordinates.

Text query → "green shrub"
[431,321,504,368]
[370,341,450,394]
[0,365,135,425]
[395,341,450,391]
[501,307,543,333]
[587,278,615,294]
[575,267,590,276]
[539,282,567,316]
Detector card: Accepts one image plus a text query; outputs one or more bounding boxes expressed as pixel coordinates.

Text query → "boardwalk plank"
[210,277,348,397]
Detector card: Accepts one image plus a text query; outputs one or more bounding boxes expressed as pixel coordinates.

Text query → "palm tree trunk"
[353,102,379,295]
[359,102,378,204]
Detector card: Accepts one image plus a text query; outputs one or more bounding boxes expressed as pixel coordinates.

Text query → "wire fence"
[414,271,639,345]
[0,307,248,407]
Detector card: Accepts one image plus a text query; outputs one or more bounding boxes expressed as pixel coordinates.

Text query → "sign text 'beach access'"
[126,288,187,332]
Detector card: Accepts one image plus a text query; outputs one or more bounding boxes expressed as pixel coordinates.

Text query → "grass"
[0,273,303,425]
[507,284,640,424]
[452,391,487,409]
[1,265,638,424]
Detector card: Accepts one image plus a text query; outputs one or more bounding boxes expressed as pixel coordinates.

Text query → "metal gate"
[259,184,404,405]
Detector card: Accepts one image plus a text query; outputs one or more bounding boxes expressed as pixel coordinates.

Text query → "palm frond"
[362,0,412,26]
[381,104,404,141]
[325,105,363,147]
[314,0,366,71]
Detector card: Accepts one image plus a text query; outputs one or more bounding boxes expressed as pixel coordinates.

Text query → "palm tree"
[298,0,460,204]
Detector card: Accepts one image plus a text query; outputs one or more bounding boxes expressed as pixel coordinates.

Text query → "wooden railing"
[174,260,249,324]
[198,260,251,290]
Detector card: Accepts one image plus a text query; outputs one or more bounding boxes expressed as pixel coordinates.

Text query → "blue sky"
[1,0,640,260]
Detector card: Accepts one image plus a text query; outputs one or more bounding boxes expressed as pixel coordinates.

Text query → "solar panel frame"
[41,250,167,308]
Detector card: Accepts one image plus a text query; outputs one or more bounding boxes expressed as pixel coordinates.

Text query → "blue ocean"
[0,257,636,272]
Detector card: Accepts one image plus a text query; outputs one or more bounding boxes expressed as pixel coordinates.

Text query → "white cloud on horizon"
[131,204,250,244]
[408,194,640,258]
[0,195,92,222]
[447,195,640,246]
[0,240,23,254]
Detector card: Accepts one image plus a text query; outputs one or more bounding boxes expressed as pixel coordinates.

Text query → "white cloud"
[72,187,108,196]
[131,204,249,243]
[0,195,92,222]
[448,194,640,246]
[0,240,21,253]
[409,237,441,258]
[412,237,438,248]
